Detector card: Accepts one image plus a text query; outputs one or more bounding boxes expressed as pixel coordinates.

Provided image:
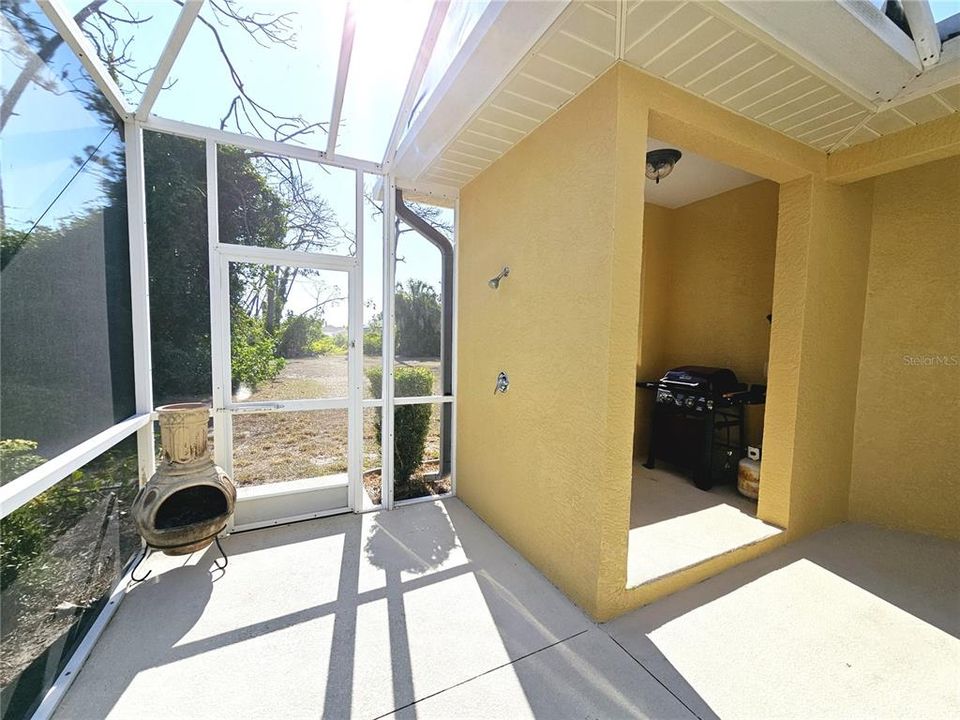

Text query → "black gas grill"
[638,366,765,490]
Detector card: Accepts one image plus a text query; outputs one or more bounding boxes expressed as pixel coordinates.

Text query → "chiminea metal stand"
[130,535,229,583]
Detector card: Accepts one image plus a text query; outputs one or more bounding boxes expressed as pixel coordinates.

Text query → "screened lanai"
[2,1,959,719]
[3,1,474,715]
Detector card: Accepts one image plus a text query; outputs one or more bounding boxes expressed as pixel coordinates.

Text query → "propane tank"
[738,446,761,500]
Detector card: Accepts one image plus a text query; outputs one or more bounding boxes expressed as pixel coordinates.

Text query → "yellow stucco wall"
[457,61,960,621]
[848,156,960,539]
[633,202,670,458]
[456,71,624,614]
[658,181,779,386]
[633,182,779,450]
[768,177,876,535]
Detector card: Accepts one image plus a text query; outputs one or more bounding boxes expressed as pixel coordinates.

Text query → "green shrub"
[366,366,434,484]
[0,439,138,591]
[309,332,348,356]
[0,438,46,483]
[277,314,318,358]
[363,330,382,356]
[231,310,285,389]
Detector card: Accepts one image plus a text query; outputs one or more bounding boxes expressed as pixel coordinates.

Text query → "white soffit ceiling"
[644,138,761,208]
[409,0,960,191]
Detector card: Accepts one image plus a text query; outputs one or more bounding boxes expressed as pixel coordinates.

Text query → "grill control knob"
[685,397,694,408]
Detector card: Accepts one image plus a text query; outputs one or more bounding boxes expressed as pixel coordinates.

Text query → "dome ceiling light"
[646,148,682,184]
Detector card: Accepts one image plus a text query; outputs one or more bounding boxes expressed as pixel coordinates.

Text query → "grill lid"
[659,366,740,395]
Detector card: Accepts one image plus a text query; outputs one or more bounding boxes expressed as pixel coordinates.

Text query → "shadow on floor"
[630,462,757,529]
[53,500,604,720]
[627,463,780,587]
[53,500,954,719]
[436,505,704,720]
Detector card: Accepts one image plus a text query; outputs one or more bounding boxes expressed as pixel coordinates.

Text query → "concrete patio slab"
[54,499,592,720]
[628,465,782,587]
[53,501,959,720]
[608,523,960,720]
[387,629,695,720]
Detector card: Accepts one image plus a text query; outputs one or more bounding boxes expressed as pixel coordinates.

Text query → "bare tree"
[2,0,327,142]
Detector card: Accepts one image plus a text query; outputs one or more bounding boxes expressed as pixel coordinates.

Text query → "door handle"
[228,402,283,412]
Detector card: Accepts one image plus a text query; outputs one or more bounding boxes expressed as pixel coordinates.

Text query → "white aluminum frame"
[206,141,231,478]
[902,0,942,68]
[327,2,357,157]
[0,119,157,519]
[213,249,358,528]
[124,122,157,486]
[205,143,376,526]
[393,395,455,406]
[381,178,398,510]
[136,0,203,120]
[144,115,383,175]
[0,413,150,517]
[37,0,131,119]
[348,169,365,510]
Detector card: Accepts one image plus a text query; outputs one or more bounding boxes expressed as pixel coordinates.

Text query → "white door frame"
[205,139,367,528]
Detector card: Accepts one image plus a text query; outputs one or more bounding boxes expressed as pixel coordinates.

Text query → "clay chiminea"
[132,403,236,555]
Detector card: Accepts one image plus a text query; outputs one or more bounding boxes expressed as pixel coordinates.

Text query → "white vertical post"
[206,140,232,480]
[451,197,459,495]
[348,169,364,510]
[124,121,155,485]
[382,179,397,509]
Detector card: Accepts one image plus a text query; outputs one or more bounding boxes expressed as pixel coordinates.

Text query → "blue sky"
[2,4,120,233]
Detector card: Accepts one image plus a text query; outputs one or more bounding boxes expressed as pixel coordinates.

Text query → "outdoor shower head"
[488,266,510,289]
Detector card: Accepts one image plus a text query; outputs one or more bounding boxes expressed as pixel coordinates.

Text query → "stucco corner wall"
[849,155,960,539]
[757,177,875,535]
[456,70,626,616]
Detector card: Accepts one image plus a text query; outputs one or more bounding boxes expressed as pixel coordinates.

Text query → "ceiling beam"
[392,0,569,184]
[136,0,203,121]
[143,114,382,174]
[826,112,960,183]
[902,0,942,68]
[886,35,960,106]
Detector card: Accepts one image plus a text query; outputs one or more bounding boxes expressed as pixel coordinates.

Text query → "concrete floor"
[55,500,959,720]
[628,464,781,587]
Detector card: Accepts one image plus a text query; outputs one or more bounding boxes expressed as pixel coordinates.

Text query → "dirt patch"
[233,356,441,487]
[362,461,451,505]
